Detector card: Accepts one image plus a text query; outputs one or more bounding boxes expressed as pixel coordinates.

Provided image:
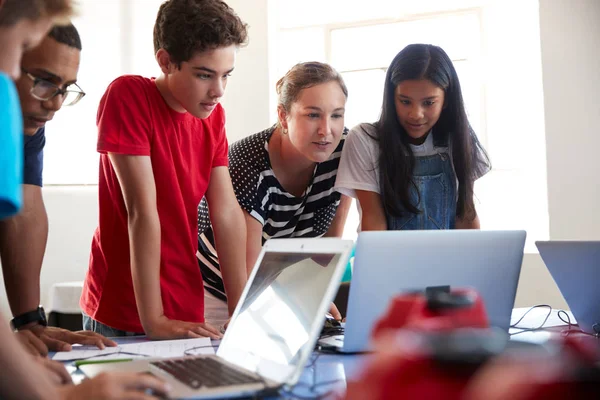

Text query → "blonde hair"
[0,0,76,26]
[276,62,348,113]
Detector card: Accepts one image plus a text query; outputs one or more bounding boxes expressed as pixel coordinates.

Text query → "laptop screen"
[218,250,342,376]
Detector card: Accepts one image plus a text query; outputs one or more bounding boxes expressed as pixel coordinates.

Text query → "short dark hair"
[0,0,74,26]
[153,0,248,66]
[47,23,81,50]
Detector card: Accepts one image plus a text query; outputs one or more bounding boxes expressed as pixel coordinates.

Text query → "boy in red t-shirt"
[81,0,249,340]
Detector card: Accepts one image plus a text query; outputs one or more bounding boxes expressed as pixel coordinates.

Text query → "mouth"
[313,141,331,148]
[26,116,51,127]
[200,102,218,112]
[406,122,426,130]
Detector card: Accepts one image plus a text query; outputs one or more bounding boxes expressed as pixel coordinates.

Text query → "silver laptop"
[319,230,526,353]
[81,238,353,399]
[536,240,600,334]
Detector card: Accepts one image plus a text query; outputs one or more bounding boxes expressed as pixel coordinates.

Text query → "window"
[43,0,165,185]
[271,0,548,250]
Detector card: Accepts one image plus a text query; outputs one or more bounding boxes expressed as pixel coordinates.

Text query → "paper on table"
[52,337,215,361]
[510,307,576,329]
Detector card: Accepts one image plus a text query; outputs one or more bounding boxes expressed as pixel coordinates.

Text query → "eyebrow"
[192,66,235,75]
[29,68,77,86]
[398,94,440,101]
[304,106,346,112]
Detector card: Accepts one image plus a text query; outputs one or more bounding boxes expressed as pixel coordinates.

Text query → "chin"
[24,126,40,136]
[190,109,213,119]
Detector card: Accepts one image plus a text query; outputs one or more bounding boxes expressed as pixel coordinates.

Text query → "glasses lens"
[31,80,58,101]
[63,90,84,106]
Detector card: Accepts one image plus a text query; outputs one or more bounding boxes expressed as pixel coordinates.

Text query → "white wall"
[514,0,600,309]
[540,0,600,240]
[4,0,600,316]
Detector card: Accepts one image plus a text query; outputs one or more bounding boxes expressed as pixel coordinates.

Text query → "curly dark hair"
[153,0,248,66]
[48,23,81,50]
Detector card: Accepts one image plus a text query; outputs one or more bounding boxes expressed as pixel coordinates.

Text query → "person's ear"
[277,105,289,131]
[156,49,175,75]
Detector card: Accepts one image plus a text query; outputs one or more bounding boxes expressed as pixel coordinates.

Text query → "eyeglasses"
[21,68,86,106]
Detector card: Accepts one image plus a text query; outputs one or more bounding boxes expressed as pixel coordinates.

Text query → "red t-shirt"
[80,75,228,333]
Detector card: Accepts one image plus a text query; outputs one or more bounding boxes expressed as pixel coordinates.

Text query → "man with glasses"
[0,23,115,357]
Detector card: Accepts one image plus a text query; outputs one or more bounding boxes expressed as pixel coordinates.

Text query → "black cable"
[182,344,220,356]
[509,304,553,336]
[279,350,345,400]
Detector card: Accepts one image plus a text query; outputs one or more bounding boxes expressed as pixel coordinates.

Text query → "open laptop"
[319,230,526,353]
[535,240,600,334]
[81,238,353,399]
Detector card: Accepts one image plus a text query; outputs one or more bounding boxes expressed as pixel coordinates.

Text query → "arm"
[0,186,114,352]
[0,184,47,318]
[0,313,59,400]
[108,153,220,339]
[356,190,387,231]
[108,153,163,333]
[455,212,481,229]
[324,194,352,237]
[205,167,248,315]
[243,211,263,276]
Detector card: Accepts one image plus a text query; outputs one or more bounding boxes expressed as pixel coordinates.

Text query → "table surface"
[61,308,589,399]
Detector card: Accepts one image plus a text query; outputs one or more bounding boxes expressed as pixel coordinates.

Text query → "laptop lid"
[535,240,600,334]
[217,238,353,386]
[343,230,526,353]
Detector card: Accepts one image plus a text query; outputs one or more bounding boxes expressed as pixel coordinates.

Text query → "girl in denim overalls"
[336,44,491,230]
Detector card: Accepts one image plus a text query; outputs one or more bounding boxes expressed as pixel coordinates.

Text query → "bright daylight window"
[271,0,548,250]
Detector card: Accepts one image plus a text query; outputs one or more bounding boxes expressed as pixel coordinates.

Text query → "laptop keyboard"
[151,357,262,389]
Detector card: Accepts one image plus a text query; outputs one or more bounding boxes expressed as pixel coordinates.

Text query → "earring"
[282,128,288,135]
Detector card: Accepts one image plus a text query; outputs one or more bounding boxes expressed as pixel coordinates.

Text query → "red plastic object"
[371,287,489,341]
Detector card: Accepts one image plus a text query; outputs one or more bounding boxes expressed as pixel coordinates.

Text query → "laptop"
[535,240,600,334]
[319,230,526,353]
[81,238,353,399]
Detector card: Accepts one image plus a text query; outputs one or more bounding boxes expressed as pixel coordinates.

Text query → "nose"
[10,64,21,81]
[209,79,225,99]
[408,105,424,121]
[318,117,331,136]
[43,94,64,112]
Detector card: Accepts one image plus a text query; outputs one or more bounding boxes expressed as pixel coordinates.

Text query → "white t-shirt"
[334,123,448,199]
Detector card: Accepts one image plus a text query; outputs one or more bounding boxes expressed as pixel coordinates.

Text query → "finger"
[74,331,118,347]
[122,393,161,400]
[17,333,48,357]
[51,331,108,350]
[43,360,72,385]
[40,334,73,352]
[330,304,342,321]
[199,322,222,337]
[21,340,44,357]
[192,324,222,339]
[186,330,204,339]
[122,373,171,395]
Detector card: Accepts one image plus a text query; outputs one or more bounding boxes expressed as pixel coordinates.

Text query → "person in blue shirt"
[1,23,117,357]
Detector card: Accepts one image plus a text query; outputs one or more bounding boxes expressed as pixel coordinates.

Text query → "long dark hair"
[370,43,490,220]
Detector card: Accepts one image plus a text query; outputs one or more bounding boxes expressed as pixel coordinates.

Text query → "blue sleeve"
[0,73,23,219]
[23,127,45,187]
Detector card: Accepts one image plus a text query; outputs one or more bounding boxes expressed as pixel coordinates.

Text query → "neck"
[407,130,431,146]
[155,74,186,113]
[274,127,315,174]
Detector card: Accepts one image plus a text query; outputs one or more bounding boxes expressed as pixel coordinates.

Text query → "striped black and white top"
[198,125,348,301]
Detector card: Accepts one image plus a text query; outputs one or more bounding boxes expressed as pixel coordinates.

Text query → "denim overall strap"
[386,151,457,230]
